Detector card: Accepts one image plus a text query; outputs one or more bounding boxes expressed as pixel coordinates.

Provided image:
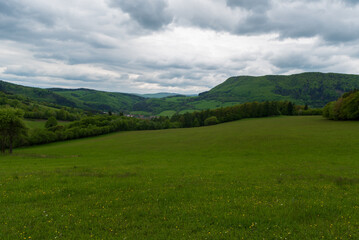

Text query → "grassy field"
[1,116,359,239]
[158,110,177,117]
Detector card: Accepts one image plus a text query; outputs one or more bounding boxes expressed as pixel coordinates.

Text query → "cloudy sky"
[1,0,359,94]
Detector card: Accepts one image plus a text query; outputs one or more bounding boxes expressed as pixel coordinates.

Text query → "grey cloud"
[158,71,204,81]
[233,1,359,43]
[271,54,318,70]
[343,0,359,5]
[4,67,106,83]
[1,0,359,94]
[109,0,172,30]
[135,76,204,88]
[137,59,192,70]
[4,68,38,78]
[0,0,120,54]
[0,1,18,15]
[226,0,271,10]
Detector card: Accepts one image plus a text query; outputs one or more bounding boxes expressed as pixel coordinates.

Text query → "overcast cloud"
[0,0,359,94]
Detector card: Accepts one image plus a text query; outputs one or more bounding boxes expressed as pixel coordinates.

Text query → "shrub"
[45,116,58,129]
[204,116,219,126]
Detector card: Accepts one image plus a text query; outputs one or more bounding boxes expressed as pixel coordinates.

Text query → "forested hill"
[198,72,359,107]
[135,92,184,98]
[49,88,145,112]
[0,80,145,112]
[0,80,77,107]
[2,72,359,114]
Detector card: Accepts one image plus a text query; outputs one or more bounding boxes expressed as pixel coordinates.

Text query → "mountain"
[49,88,145,112]
[0,80,78,107]
[2,72,359,115]
[135,92,184,98]
[134,72,359,114]
[198,72,359,107]
[0,80,145,112]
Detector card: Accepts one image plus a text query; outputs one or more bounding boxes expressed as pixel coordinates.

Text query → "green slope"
[2,72,359,114]
[135,92,184,98]
[199,72,359,107]
[0,80,145,112]
[1,116,359,239]
[134,72,359,114]
[0,90,84,120]
[0,80,77,107]
[50,88,145,112]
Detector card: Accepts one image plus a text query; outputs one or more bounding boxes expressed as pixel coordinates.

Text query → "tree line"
[0,92,84,121]
[323,90,359,120]
[1,100,321,154]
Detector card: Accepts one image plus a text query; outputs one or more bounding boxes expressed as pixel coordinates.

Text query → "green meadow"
[1,116,359,239]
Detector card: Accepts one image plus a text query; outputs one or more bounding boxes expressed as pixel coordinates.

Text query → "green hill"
[0,90,84,120]
[49,88,145,112]
[199,72,359,107]
[1,116,359,238]
[135,92,184,98]
[134,72,359,114]
[2,72,359,115]
[0,80,78,107]
[0,80,145,112]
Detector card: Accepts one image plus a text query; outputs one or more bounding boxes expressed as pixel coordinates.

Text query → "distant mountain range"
[135,92,185,98]
[1,72,359,115]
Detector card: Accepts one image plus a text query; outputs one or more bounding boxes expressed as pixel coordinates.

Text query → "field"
[1,116,359,239]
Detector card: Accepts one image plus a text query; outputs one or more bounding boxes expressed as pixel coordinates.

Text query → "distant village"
[103,111,158,120]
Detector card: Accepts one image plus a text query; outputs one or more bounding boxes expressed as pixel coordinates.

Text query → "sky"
[1,0,359,94]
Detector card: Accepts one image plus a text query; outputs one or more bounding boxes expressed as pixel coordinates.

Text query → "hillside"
[0,90,84,120]
[2,116,359,238]
[134,72,359,114]
[2,72,359,115]
[135,92,184,98]
[0,80,78,107]
[49,88,145,112]
[199,72,359,107]
[0,80,145,112]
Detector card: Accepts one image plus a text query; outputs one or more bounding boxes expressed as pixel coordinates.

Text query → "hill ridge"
[2,72,359,114]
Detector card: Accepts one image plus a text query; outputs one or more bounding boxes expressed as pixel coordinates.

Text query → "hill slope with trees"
[198,72,359,107]
[2,72,359,114]
[0,81,145,112]
[134,72,359,114]
[49,88,145,112]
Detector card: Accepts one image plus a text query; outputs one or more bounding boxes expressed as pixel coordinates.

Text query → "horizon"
[1,71,356,95]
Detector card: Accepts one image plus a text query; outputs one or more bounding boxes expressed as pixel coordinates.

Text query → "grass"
[1,116,359,239]
[158,110,177,117]
[129,111,152,116]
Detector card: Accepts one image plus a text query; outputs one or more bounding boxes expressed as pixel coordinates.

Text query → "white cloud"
[0,0,358,94]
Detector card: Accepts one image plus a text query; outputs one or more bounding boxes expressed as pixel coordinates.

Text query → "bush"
[323,90,359,120]
[204,116,219,126]
[45,116,58,129]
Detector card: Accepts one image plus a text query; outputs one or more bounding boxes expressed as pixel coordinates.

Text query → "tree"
[287,102,294,115]
[45,116,58,129]
[204,116,219,126]
[0,108,27,154]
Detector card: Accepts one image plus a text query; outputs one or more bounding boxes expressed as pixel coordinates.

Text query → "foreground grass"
[1,116,359,239]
